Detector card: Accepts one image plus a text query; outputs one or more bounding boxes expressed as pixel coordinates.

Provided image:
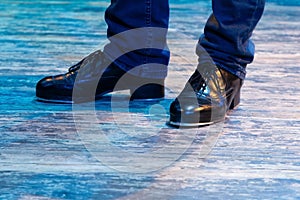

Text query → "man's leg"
[169,0,265,127]
[36,0,170,103]
[199,0,265,79]
[104,0,170,79]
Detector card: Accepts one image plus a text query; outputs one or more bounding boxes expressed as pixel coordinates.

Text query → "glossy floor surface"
[0,0,299,199]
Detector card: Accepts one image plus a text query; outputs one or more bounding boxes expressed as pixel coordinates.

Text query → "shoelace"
[68,50,106,76]
[68,59,84,73]
[191,63,224,98]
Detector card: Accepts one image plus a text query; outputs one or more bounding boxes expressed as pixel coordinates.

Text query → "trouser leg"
[198,0,265,79]
[103,0,170,79]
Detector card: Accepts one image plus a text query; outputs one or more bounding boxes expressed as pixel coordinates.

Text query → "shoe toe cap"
[169,98,202,123]
[36,76,54,89]
[169,97,224,126]
[36,75,73,100]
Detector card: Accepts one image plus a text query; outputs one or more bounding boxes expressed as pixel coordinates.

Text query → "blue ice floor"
[0,1,300,199]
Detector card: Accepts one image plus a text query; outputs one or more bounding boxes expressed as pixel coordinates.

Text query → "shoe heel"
[130,81,164,101]
[229,89,240,110]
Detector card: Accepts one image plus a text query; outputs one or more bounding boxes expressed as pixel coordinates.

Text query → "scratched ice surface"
[0,0,299,199]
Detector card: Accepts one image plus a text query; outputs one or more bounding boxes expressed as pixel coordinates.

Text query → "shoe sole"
[36,97,74,104]
[35,91,164,104]
[167,120,215,128]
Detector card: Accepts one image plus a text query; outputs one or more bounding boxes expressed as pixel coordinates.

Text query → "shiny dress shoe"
[168,63,243,127]
[36,50,165,103]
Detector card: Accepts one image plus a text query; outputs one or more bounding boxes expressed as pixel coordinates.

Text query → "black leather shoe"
[36,50,164,103]
[168,62,243,127]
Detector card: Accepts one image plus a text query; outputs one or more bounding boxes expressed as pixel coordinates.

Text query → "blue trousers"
[103,0,265,80]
